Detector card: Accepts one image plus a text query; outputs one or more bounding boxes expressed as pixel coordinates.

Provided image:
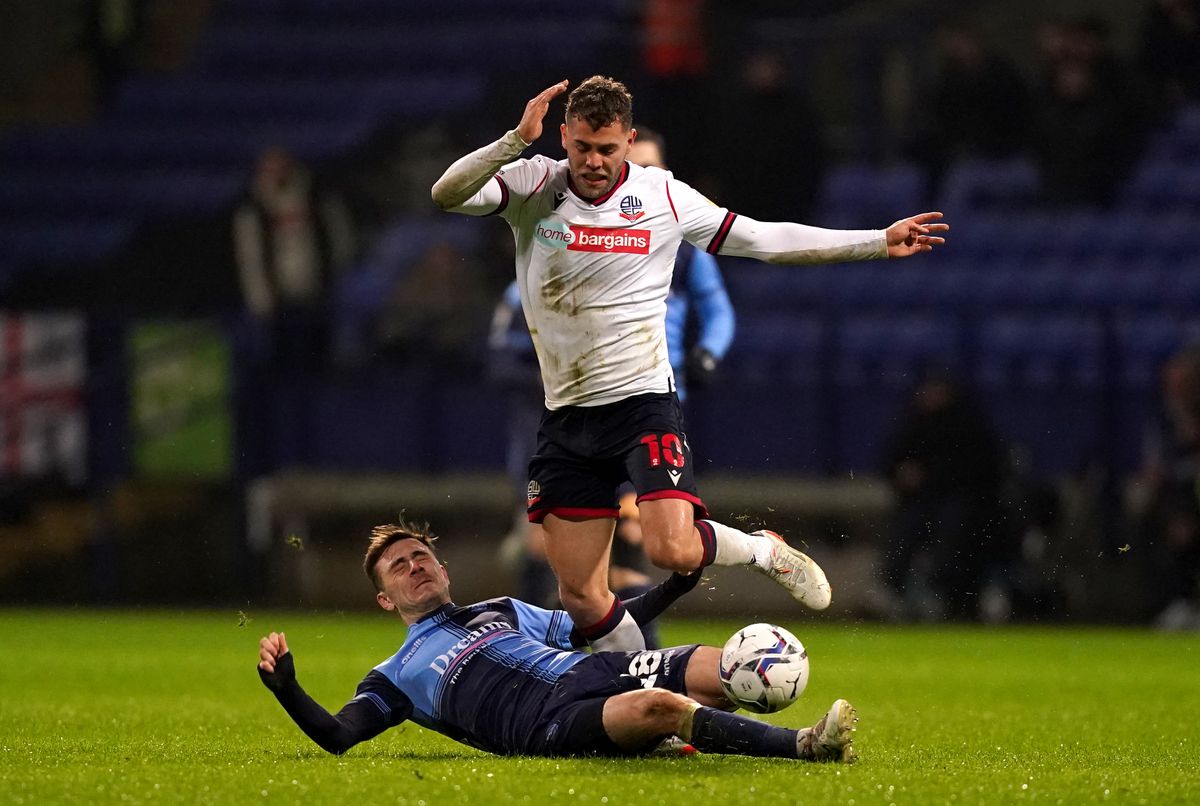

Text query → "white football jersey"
[455,156,732,409]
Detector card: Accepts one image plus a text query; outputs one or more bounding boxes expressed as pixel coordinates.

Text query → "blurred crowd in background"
[1,0,1199,628]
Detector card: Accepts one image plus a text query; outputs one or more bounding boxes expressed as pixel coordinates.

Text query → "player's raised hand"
[258,631,289,673]
[517,80,569,144]
[258,631,297,691]
[884,212,949,258]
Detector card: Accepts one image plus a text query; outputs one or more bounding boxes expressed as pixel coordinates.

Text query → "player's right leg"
[542,513,646,651]
[529,402,648,651]
[619,394,832,610]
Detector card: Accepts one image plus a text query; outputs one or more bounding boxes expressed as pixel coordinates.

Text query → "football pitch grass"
[2,610,1197,805]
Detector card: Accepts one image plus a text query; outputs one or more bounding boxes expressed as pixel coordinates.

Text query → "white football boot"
[750,530,833,610]
[797,698,858,763]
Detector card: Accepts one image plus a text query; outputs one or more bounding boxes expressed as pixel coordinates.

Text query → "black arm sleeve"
[259,655,406,755]
[568,571,703,647]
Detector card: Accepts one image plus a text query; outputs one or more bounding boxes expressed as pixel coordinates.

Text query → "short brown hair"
[565,75,633,131]
[363,518,439,590]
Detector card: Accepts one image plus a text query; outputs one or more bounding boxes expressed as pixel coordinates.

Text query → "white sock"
[701,520,769,567]
[589,611,647,652]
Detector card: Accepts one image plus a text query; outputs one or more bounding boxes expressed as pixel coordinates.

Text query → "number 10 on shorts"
[640,433,686,469]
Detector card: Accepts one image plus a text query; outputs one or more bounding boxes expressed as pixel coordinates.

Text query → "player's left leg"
[623,395,832,610]
[600,688,858,762]
[637,495,833,611]
[677,696,858,762]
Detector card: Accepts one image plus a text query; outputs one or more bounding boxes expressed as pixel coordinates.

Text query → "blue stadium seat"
[0,169,243,217]
[698,314,832,472]
[1114,315,1200,389]
[816,162,927,229]
[194,20,614,77]
[976,314,1104,388]
[976,266,1072,309]
[836,314,962,386]
[725,313,827,383]
[937,156,1040,215]
[0,218,135,266]
[1119,161,1200,211]
[830,314,963,471]
[725,260,830,311]
[974,314,1106,475]
[954,210,1058,270]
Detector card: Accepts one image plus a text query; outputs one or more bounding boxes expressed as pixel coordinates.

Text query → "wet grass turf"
[1,609,1197,804]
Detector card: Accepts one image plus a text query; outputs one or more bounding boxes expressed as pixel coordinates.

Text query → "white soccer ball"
[718,622,810,713]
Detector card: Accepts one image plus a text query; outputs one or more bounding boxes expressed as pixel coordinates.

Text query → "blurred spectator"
[345,121,465,228]
[233,146,357,371]
[1136,346,1200,631]
[635,0,711,175]
[641,0,709,79]
[80,0,145,104]
[1138,0,1200,109]
[879,369,1008,621]
[918,21,1031,192]
[704,50,825,220]
[1030,16,1150,207]
[374,240,490,371]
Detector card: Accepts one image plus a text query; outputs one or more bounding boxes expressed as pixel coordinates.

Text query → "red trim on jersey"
[635,490,710,518]
[527,506,621,524]
[705,211,737,255]
[488,174,510,216]
[568,161,629,206]
[665,179,679,222]
[526,168,550,202]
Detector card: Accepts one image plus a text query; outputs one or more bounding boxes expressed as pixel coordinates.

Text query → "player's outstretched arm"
[884,211,949,258]
[257,631,392,755]
[431,80,569,211]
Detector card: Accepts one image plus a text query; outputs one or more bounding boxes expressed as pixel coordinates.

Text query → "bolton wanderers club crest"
[619,195,645,222]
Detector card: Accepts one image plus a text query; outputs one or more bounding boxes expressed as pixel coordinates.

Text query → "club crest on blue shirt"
[619,195,645,222]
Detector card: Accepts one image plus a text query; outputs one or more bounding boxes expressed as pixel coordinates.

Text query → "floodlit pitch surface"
[1,610,1196,804]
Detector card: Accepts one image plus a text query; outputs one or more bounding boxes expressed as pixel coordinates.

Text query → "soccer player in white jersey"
[432,76,948,652]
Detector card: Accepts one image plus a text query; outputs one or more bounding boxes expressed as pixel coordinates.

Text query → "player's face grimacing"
[560,116,635,199]
[373,538,451,619]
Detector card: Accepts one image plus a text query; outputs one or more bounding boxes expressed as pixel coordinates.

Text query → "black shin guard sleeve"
[689,706,799,759]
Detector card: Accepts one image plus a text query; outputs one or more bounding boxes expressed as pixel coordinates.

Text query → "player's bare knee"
[557,582,609,615]
[642,533,696,573]
[635,688,692,730]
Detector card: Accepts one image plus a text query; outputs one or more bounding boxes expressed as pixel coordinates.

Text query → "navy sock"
[688,707,799,759]
[695,520,717,568]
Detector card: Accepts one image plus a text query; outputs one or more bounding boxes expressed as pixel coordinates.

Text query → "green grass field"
[1,609,1197,805]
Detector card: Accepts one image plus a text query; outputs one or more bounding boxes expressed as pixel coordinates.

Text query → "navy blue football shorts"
[526,392,709,523]
[527,644,701,757]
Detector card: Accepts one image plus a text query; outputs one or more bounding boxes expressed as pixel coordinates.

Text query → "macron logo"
[567,226,650,255]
